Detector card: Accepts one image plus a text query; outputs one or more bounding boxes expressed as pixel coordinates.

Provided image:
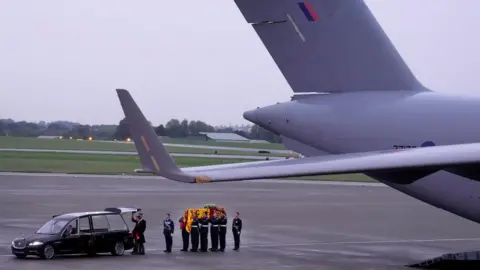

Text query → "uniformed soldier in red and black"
[179,216,189,252]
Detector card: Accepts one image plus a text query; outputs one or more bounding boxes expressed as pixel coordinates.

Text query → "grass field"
[0,151,376,182]
[0,136,293,157]
[0,151,252,174]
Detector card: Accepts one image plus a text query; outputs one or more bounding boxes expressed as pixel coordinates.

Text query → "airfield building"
[182,132,250,142]
[37,135,63,139]
[200,132,249,142]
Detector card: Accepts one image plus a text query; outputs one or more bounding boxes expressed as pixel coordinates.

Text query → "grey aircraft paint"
[115,0,480,227]
[234,0,427,93]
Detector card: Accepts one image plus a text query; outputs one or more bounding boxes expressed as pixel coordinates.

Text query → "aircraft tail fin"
[116,89,192,182]
[234,0,427,93]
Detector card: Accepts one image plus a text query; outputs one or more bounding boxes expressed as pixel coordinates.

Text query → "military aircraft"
[116,0,480,228]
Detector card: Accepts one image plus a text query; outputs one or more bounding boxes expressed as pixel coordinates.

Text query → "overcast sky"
[1,0,479,126]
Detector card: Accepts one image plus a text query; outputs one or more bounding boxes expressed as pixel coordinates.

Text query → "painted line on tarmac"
[2,237,480,257]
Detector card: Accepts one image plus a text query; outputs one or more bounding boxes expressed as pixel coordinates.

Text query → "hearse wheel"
[41,244,55,260]
[111,241,125,256]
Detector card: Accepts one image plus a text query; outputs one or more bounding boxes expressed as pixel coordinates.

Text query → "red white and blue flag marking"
[298,2,320,22]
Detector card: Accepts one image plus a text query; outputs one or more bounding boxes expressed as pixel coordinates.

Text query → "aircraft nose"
[243,109,257,122]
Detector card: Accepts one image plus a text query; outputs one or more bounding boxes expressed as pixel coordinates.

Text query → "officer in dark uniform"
[199,212,209,252]
[232,212,242,251]
[218,210,227,252]
[189,212,200,252]
[209,211,219,252]
[179,216,189,252]
[131,212,146,255]
[163,213,174,253]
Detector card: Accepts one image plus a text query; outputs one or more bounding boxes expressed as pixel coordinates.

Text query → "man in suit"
[131,212,146,255]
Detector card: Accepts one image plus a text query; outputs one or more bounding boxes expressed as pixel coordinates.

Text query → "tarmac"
[1,173,480,270]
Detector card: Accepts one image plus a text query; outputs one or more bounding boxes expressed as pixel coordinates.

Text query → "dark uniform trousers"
[219,220,227,251]
[164,231,173,252]
[163,219,174,252]
[232,217,242,250]
[232,228,240,249]
[210,218,219,251]
[190,221,199,251]
[199,219,209,251]
[181,228,189,251]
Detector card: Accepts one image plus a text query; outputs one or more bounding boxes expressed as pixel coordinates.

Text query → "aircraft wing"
[116,89,480,183]
[179,150,386,173]
[179,144,480,182]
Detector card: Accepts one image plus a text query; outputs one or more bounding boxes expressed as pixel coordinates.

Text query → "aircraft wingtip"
[116,89,129,95]
[194,176,213,184]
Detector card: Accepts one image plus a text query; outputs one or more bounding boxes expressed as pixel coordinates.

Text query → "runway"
[0,148,286,160]
[1,173,479,270]
[108,140,295,154]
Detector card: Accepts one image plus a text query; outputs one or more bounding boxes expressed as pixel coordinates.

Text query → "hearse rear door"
[104,207,141,232]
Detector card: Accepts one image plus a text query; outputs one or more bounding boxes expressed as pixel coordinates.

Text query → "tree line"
[0,118,282,143]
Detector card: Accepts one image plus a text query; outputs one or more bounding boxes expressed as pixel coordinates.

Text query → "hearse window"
[106,214,127,231]
[64,219,78,235]
[79,217,90,233]
[92,215,110,232]
[36,219,69,235]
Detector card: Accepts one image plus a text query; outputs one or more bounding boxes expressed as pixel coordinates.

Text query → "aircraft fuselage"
[244,90,480,224]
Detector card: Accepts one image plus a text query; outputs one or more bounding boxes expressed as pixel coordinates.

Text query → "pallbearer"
[190,212,200,252]
[218,210,227,252]
[199,212,209,252]
[209,211,220,252]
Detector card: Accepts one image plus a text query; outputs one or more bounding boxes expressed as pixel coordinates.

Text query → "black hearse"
[11,207,140,259]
